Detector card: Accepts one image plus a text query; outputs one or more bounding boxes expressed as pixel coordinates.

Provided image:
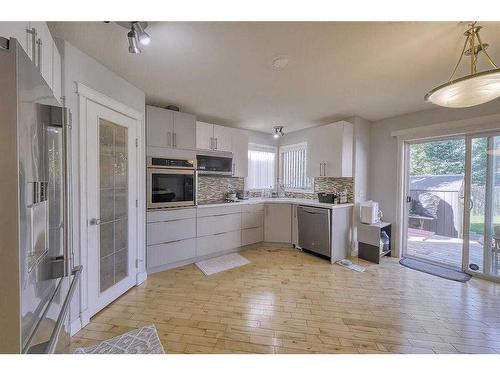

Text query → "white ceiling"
[48,21,500,133]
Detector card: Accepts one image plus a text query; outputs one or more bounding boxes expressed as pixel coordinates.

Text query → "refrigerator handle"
[61,104,72,276]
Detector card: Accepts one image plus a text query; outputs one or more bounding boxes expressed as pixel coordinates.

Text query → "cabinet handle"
[215,138,218,150]
[27,27,37,63]
[37,38,42,72]
[167,132,172,147]
[209,137,213,150]
[173,132,177,147]
[319,162,323,176]
[232,163,235,176]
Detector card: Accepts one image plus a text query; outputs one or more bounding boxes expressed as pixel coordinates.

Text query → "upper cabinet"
[0,22,61,103]
[231,128,248,177]
[146,105,196,150]
[196,121,233,152]
[307,121,353,178]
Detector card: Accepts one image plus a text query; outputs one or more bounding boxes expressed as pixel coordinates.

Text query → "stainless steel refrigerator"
[0,36,81,353]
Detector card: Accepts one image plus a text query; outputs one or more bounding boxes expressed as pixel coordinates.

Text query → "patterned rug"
[73,324,165,354]
[195,253,250,276]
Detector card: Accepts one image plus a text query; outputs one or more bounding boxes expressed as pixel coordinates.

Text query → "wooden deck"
[406,229,486,271]
[70,245,500,354]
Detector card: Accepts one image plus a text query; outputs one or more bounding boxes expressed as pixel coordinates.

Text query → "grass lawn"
[470,215,500,235]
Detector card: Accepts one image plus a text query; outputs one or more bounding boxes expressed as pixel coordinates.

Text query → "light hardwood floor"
[70,245,500,354]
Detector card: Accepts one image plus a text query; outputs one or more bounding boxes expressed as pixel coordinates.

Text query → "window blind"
[280,143,312,191]
[247,144,276,190]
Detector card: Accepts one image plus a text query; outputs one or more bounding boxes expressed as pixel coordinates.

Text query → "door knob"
[89,218,101,226]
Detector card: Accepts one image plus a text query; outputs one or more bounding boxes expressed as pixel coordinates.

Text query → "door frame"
[75,83,146,332]
[401,135,466,269]
[396,125,500,281]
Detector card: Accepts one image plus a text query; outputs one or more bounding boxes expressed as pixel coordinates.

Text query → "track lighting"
[133,22,151,46]
[128,29,141,54]
[115,21,151,54]
[273,126,284,138]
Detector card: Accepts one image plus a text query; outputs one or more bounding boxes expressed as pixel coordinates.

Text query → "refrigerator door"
[0,37,72,353]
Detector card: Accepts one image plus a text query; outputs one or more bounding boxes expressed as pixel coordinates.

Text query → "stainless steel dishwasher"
[297,205,331,258]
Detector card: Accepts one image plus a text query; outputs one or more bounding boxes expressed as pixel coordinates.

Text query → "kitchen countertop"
[197,197,354,210]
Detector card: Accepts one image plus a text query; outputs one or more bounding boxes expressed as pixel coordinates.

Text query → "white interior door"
[86,100,138,316]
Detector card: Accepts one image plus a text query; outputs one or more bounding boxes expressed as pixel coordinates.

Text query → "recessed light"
[271,57,289,70]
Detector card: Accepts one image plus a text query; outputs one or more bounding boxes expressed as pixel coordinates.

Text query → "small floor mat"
[73,324,164,354]
[196,253,250,276]
[400,257,471,282]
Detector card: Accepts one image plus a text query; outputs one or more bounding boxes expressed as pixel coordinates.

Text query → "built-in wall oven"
[147,157,196,209]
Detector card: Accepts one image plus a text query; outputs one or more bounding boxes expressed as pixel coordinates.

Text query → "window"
[247,144,276,190]
[279,142,312,191]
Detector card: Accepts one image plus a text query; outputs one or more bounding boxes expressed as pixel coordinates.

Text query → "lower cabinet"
[264,203,292,243]
[147,238,196,269]
[242,227,263,246]
[196,230,241,257]
[147,218,196,245]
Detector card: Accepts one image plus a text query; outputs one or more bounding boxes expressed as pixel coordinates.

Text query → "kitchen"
[2,9,500,364]
[145,104,359,273]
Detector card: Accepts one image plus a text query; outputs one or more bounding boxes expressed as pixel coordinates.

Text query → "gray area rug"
[400,257,471,282]
[73,324,165,354]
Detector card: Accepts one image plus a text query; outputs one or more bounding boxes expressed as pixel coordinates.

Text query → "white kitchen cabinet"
[242,227,263,246]
[147,238,196,270]
[307,121,353,178]
[173,111,196,149]
[197,212,241,237]
[213,124,232,152]
[30,22,53,90]
[242,211,264,229]
[0,22,30,57]
[146,105,195,150]
[264,203,292,243]
[196,121,233,152]
[147,218,196,245]
[196,230,241,257]
[231,128,248,177]
[147,105,172,148]
[0,22,61,103]
[196,121,214,151]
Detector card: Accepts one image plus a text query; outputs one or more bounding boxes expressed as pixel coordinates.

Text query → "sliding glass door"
[404,137,465,269]
[464,133,500,278]
[403,132,500,280]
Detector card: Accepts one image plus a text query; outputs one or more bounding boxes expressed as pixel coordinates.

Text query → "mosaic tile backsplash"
[197,176,244,204]
[229,177,354,203]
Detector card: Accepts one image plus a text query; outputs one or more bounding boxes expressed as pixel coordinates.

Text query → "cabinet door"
[146,105,174,148]
[306,126,325,178]
[322,122,353,177]
[31,22,53,89]
[264,204,292,243]
[52,40,62,103]
[231,128,248,177]
[173,111,196,150]
[213,124,232,152]
[0,22,31,59]
[196,121,214,150]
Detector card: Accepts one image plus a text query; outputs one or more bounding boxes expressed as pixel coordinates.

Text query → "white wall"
[56,39,146,333]
[347,116,371,254]
[369,100,500,251]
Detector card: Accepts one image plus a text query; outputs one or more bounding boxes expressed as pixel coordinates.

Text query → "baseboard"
[69,309,91,336]
[136,271,147,285]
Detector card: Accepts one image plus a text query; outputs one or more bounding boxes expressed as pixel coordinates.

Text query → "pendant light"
[425,22,500,108]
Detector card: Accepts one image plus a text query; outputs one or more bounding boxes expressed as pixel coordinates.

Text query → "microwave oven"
[196,151,233,176]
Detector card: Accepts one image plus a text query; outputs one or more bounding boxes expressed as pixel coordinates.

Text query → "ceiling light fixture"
[133,22,151,46]
[273,126,284,138]
[127,28,141,54]
[116,21,151,54]
[425,22,500,108]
